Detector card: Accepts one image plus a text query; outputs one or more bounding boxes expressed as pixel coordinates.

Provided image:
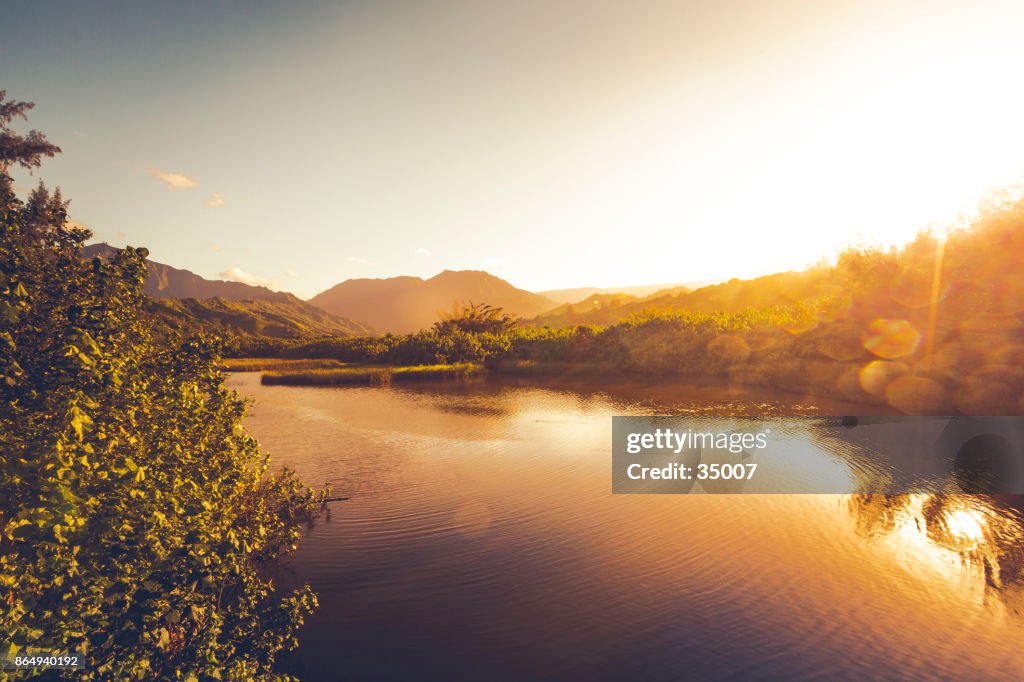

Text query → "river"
[226,372,1024,681]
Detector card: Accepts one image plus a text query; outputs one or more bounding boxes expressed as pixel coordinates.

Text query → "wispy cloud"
[202,192,225,208]
[284,269,299,278]
[414,247,430,257]
[218,266,279,289]
[347,256,374,266]
[144,167,197,191]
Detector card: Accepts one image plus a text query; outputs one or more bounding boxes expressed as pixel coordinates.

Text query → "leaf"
[68,406,93,441]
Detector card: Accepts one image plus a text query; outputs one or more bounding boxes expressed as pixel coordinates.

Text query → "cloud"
[144,167,197,191]
[414,247,430,257]
[210,243,222,252]
[202,192,225,208]
[284,269,299,278]
[347,256,374,266]
[218,266,279,289]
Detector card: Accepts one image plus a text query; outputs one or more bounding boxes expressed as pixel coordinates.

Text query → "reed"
[261,363,486,386]
[221,358,348,372]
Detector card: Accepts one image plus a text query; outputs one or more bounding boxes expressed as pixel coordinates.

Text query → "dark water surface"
[227,373,1024,681]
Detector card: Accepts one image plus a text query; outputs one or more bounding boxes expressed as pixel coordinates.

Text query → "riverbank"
[222,358,347,372]
[261,362,486,386]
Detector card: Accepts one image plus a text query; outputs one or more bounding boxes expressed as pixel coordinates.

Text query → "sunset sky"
[4,0,1024,297]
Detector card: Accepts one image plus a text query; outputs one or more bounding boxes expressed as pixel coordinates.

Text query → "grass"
[221,358,348,372]
[488,359,625,377]
[261,363,487,386]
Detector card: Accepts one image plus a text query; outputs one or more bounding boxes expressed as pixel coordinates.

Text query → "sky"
[4,0,1024,298]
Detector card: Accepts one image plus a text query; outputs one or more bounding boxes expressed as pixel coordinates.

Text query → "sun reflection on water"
[849,493,1024,608]
[941,506,986,549]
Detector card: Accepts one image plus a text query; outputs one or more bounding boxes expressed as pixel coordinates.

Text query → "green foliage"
[262,363,485,386]
[235,187,1024,408]
[148,295,373,340]
[236,303,820,372]
[433,302,517,335]
[222,358,346,373]
[0,91,62,171]
[0,94,323,680]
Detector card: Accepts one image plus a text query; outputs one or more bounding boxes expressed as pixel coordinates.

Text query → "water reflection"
[848,493,1024,601]
[228,374,1024,681]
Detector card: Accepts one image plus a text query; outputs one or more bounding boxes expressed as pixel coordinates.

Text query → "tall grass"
[222,358,348,372]
[261,363,486,386]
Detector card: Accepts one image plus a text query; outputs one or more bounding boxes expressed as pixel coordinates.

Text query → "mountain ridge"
[84,243,293,302]
[539,281,708,304]
[84,243,373,338]
[309,269,557,333]
[530,269,836,327]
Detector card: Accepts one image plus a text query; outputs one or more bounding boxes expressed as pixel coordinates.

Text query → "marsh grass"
[489,359,628,378]
[261,363,486,386]
[222,358,348,372]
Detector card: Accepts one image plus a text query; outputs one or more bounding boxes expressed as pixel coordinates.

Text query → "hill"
[83,243,373,338]
[309,269,557,333]
[84,243,293,302]
[531,269,835,327]
[147,296,374,339]
[538,282,702,304]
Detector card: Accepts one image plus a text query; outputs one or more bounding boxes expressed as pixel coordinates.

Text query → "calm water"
[227,373,1024,681]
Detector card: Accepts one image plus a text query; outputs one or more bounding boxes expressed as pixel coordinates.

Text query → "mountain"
[310,270,558,333]
[531,292,645,327]
[84,243,292,302]
[148,296,374,339]
[84,243,373,338]
[531,269,836,327]
[538,281,705,304]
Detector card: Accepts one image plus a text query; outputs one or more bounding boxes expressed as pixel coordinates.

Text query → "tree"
[0,91,62,172]
[0,92,324,680]
[433,301,518,335]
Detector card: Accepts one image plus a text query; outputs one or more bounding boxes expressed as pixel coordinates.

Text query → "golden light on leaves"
[884,375,949,414]
[954,380,1017,416]
[890,269,944,309]
[706,335,751,365]
[782,319,818,335]
[863,319,921,359]
[858,360,909,398]
[815,322,865,361]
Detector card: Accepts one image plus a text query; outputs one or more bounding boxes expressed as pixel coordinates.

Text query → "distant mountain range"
[89,242,822,337]
[533,269,836,327]
[84,244,372,338]
[84,243,292,302]
[147,297,374,339]
[309,270,557,334]
[538,282,707,304]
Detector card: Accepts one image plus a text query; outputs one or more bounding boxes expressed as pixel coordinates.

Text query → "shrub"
[0,93,323,681]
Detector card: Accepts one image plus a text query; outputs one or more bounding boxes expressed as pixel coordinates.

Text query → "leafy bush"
[0,92,323,681]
